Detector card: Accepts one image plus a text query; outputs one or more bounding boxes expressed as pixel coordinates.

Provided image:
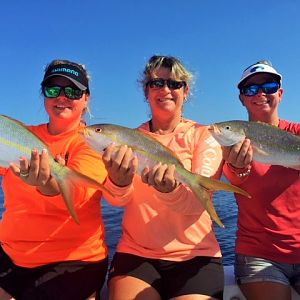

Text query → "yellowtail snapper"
[0,115,112,223]
[82,123,251,228]
[209,120,300,170]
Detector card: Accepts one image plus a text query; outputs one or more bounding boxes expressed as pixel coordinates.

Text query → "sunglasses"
[42,86,84,100]
[146,78,187,90]
[240,82,280,96]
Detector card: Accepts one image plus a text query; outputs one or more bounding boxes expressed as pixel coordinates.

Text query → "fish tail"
[55,167,114,224]
[194,174,251,198]
[56,175,79,224]
[190,185,225,228]
[186,172,250,227]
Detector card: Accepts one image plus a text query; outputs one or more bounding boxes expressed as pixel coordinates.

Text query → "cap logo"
[249,66,265,73]
[51,67,79,77]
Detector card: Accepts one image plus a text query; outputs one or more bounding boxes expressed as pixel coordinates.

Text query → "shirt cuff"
[103,176,134,198]
[153,183,185,203]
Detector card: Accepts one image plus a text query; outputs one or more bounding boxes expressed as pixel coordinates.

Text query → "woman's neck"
[149,115,182,134]
[47,119,81,135]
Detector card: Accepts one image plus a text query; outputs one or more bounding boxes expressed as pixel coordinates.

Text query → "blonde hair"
[140,55,193,96]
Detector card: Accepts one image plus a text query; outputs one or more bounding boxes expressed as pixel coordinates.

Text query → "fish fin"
[189,173,250,227]
[55,167,115,224]
[195,174,251,198]
[56,177,80,224]
[189,184,224,228]
[1,114,27,127]
[252,145,269,157]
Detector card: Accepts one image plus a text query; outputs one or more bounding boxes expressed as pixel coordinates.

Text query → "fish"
[81,123,251,228]
[0,114,113,224]
[209,120,300,170]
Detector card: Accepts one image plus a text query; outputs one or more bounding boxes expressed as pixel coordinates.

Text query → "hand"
[102,144,138,187]
[222,138,253,169]
[141,163,179,193]
[10,149,60,196]
[10,149,52,186]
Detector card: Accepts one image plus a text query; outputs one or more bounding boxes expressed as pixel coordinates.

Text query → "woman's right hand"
[102,144,138,187]
[222,138,253,169]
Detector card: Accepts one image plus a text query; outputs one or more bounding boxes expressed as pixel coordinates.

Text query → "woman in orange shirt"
[0,59,108,300]
[103,55,224,300]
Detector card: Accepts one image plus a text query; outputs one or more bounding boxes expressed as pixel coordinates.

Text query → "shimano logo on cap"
[51,68,79,77]
[249,66,265,73]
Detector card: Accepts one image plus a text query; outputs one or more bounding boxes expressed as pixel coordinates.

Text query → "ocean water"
[101,190,238,266]
[0,183,238,266]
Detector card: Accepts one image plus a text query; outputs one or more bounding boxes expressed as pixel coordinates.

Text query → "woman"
[0,60,108,300]
[103,55,224,300]
[222,60,300,300]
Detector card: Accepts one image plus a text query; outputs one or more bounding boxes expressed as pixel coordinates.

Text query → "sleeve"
[0,167,8,176]
[102,176,134,207]
[281,120,300,135]
[192,127,224,179]
[223,162,251,185]
[153,126,224,215]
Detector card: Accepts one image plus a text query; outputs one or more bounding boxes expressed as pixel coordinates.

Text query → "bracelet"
[235,168,251,177]
[227,163,251,178]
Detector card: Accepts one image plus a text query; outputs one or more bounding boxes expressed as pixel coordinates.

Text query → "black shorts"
[108,252,224,299]
[0,246,108,300]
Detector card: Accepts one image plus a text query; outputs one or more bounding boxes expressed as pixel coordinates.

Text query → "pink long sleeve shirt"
[104,119,224,261]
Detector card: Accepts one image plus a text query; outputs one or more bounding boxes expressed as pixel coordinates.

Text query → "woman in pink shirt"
[103,55,224,300]
[222,60,300,300]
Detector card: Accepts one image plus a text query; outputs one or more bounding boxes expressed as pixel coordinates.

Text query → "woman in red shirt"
[222,60,300,300]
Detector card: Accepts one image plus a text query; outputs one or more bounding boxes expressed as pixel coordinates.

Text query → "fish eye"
[225,126,231,130]
[95,128,102,133]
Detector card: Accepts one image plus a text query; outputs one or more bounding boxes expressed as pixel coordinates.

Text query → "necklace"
[149,118,182,134]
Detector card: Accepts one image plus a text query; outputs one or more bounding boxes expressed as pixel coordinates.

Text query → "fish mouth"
[208,125,220,134]
[81,128,92,137]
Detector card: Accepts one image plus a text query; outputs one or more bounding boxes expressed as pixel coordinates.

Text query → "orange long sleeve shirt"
[104,119,223,261]
[0,124,108,267]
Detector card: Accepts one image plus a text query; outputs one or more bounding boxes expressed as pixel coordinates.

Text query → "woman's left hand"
[141,163,179,193]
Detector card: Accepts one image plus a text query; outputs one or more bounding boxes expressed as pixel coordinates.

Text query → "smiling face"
[145,67,189,120]
[239,73,283,121]
[44,76,89,128]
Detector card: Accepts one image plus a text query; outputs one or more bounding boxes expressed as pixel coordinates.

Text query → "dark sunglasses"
[240,82,280,96]
[42,86,84,100]
[146,78,187,90]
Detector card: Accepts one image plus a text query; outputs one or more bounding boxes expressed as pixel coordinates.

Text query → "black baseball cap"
[41,63,89,91]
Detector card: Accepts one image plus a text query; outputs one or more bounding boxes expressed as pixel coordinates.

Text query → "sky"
[1,0,299,128]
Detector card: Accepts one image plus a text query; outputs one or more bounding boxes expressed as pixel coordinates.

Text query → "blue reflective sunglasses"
[240,82,280,96]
